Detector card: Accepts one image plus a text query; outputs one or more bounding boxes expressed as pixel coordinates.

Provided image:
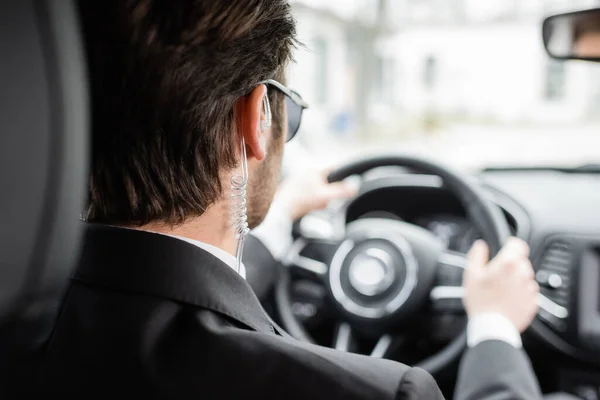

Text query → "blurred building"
[287,0,399,149]
[390,0,600,125]
[287,0,600,154]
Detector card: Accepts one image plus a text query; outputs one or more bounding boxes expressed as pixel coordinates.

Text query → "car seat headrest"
[0,0,88,330]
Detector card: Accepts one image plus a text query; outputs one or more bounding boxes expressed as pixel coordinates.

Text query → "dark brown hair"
[79,0,296,225]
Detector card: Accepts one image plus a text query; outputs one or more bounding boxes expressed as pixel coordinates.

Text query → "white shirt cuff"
[467,312,522,349]
[251,198,294,261]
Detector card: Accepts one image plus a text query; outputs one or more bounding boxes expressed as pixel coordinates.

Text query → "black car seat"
[0,0,88,392]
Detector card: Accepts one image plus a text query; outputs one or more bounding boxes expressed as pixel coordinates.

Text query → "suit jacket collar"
[163,233,247,279]
[74,224,276,335]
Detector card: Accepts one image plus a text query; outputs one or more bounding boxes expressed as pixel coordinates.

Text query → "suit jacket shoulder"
[38,225,445,400]
[146,307,441,399]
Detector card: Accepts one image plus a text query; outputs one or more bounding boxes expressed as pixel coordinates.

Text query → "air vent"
[536,240,572,309]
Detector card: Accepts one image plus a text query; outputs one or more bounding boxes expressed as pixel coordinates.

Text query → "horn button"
[327,219,441,324]
[348,248,395,296]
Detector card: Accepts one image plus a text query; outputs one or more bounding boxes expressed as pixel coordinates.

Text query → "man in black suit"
[39,1,543,398]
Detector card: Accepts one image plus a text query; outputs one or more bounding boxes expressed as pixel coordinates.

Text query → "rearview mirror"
[543,8,600,61]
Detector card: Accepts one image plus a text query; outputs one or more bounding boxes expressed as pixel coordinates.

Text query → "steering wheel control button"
[348,249,395,296]
[547,273,563,289]
[537,270,564,289]
[535,270,549,283]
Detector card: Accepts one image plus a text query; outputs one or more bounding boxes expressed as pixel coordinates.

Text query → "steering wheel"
[276,155,511,374]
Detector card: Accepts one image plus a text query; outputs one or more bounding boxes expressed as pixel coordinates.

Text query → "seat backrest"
[0,0,88,378]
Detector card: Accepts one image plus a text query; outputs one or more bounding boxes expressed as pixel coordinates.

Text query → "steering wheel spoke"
[287,253,328,279]
[431,251,467,313]
[370,334,394,358]
[284,238,339,281]
[438,250,468,270]
[332,325,396,359]
[333,322,355,352]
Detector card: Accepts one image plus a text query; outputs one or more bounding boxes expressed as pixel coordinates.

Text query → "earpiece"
[260,119,270,132]
[260,94,272,132]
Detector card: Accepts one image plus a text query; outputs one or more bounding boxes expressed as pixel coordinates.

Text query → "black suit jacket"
[36,225,542,399]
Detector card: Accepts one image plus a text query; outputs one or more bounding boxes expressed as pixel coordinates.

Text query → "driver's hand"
[463,238,539,333]
[276,169,358,221]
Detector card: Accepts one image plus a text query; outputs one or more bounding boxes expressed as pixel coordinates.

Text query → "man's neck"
[136,201,237,256]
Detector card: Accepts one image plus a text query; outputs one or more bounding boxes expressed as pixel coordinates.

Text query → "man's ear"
[236,84,269,161]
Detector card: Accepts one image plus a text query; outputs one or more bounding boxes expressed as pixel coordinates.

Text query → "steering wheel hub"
[328,233,419,321]
[348,248,395,296]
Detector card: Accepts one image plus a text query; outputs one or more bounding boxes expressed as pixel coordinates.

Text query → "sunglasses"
[258,79,309,142]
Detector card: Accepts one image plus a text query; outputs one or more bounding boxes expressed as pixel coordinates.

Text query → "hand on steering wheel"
[465,238,539,333]
[276,168,358,221]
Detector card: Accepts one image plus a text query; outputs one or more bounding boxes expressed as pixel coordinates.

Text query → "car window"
[285,0,600,173]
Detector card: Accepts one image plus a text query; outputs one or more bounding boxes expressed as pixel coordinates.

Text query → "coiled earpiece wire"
[230,138,250,274]
[231,90,271,273]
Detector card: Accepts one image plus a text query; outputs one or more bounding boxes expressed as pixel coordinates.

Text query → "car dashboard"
[345,178,520,255]
[305,168,600,397]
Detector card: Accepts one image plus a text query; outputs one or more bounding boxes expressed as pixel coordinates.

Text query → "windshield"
[285,0,600,172]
